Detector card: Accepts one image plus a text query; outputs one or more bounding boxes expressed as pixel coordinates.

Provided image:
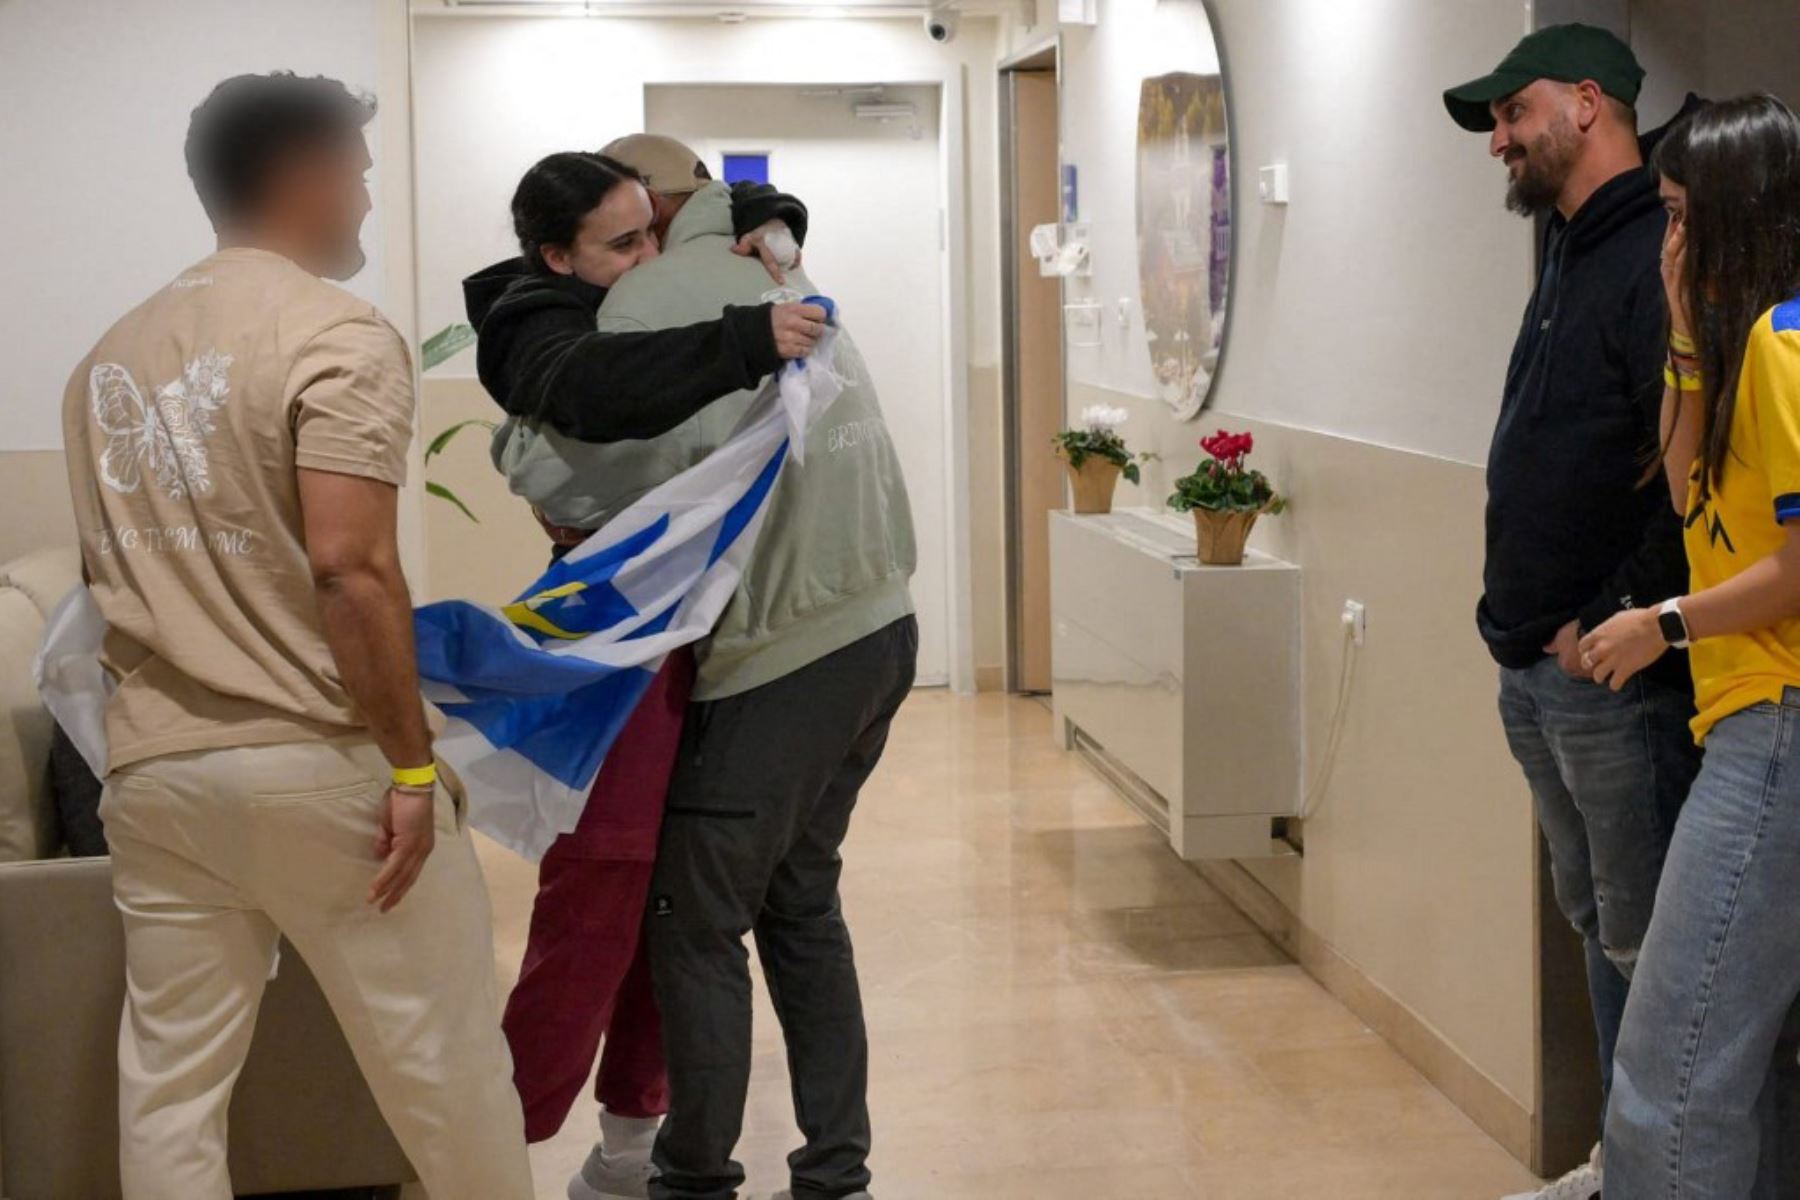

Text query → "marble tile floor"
[453,691,1542,1200]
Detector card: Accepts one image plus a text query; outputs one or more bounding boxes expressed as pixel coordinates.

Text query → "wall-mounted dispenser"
[1029,222,1091,277]
[1063,300,1103,348]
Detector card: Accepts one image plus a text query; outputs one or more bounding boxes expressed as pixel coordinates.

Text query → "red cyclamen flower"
[1201,430,1254,465]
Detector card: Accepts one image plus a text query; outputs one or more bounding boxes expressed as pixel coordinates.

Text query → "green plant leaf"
[422,324,478,372]
[426,418,498,463]
[427,481,480,523]
[1123,463,1141,485]
[1056,427,1136,470]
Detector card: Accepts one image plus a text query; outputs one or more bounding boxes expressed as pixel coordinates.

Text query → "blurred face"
[542,181,661,289]
[272,132,373,280]
[1489,80,1584,216]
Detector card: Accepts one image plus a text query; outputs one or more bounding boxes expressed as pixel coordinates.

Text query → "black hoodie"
[1479,165,1684,681]
[463,182,807,443]
[1478,105,1704,689]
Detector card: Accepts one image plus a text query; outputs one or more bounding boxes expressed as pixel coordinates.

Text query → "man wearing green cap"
[1446,24,1699,1200]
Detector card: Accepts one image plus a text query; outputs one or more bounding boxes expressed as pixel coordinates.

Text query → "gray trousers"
[647,617,918,1200]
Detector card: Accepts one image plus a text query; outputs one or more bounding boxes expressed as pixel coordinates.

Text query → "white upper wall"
[410,13,1001,375]
[1008,0,1537,467]
[1018,0,1797,469]
[0,0,390,452]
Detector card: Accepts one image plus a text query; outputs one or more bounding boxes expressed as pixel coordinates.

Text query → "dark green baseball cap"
[1444,23,1645,132]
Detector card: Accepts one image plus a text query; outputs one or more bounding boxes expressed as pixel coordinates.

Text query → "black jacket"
[462,182,807,443]
[1478,163,1688,685]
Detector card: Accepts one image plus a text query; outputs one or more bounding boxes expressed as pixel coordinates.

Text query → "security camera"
[924,6,959,43]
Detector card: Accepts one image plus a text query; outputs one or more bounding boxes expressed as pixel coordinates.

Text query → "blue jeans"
[1499,658,1699,1107]
[1605,691,1800,1199]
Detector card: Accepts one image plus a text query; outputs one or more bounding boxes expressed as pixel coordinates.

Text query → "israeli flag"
[37,299,844,864]
[416,299,843,859]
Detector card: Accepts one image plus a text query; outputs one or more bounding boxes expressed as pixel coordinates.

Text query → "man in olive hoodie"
[496,135,915,1200]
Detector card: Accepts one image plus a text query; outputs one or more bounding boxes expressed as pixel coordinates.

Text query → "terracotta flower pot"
[1193,508,1261,566]
[1066,457,1124,515]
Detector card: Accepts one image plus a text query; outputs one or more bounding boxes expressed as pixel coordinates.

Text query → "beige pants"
[100,736,534,1200]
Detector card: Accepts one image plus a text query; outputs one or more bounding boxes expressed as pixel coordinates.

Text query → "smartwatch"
[1658,598,1691,649]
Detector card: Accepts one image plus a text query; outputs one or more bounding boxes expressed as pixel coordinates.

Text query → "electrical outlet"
[1341,600,1367,646]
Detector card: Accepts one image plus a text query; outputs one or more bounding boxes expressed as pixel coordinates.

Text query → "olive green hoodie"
[491,181,916,700]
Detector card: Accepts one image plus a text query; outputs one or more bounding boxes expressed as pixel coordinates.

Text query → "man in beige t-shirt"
[62,72,532,1200]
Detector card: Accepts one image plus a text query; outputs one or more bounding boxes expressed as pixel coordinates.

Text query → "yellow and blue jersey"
[1684,293,1800,741]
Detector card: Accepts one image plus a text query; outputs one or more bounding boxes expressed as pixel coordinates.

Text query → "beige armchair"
[0,548,416,1199]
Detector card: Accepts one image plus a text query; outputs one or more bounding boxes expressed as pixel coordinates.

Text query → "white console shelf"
[1049,508,1301,860]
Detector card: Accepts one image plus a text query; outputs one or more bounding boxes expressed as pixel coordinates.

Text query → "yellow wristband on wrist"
[1665,365,1704,393]
[1670,329,1697,355]
[391,763,438,789]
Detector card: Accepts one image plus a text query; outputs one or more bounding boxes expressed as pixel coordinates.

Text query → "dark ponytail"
[510,152,645,272]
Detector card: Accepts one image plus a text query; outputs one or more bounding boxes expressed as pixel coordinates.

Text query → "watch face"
[1659,608,1688,645]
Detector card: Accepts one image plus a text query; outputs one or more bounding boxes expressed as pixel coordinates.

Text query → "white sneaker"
[567,1145,657,1200]
[1502,1143,1602,1200]
[749,1193,874,1200]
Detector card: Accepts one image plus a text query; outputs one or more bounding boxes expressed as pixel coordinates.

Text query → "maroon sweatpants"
[502,649,695,1142]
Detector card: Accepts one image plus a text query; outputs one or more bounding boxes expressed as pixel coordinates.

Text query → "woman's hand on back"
[735,220,802,284]
[772,303,829,361]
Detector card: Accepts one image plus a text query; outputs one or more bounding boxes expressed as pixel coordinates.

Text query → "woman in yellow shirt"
[1580,93,1800,1197]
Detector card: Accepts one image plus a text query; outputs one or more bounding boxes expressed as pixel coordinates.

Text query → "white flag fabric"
[34,584,115,781]
[38,299,845,863]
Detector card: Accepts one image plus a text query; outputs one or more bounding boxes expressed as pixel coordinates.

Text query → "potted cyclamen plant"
[1054,405,1152,515]
[1168,429,1287,566]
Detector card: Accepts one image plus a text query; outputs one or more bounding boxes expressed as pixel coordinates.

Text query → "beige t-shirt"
[62,249,415,771]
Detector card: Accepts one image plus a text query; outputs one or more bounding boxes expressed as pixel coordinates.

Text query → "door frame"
[998,37,1062,694]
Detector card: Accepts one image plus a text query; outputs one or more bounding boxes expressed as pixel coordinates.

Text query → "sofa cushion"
[0,548,82,862]
[0,586,56,862]
[0,857,414,1198]
[0,547,82,621]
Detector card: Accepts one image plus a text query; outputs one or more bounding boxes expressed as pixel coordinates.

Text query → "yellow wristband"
[391,763,437,789]
[1670,329,1697,355]
[1664,365,1704,393]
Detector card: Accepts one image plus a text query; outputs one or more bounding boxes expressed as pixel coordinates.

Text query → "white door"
[646,83,950,686]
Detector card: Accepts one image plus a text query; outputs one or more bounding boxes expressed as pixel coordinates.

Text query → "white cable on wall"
[1300,622,1360,821]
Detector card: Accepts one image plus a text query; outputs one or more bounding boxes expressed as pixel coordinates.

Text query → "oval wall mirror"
[1136,0,1230,421]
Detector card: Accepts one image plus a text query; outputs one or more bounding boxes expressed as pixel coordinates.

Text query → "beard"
[1505,113,1581,217]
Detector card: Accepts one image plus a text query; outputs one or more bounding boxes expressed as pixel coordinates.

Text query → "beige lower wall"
[418,377,555,606]
[0,451,79,564]
[1065,380,1539,1117]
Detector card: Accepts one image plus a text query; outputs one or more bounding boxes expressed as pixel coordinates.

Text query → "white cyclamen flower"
[1080,404,1130,433]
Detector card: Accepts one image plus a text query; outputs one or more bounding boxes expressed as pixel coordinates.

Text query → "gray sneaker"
[568,1144,656,1200]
